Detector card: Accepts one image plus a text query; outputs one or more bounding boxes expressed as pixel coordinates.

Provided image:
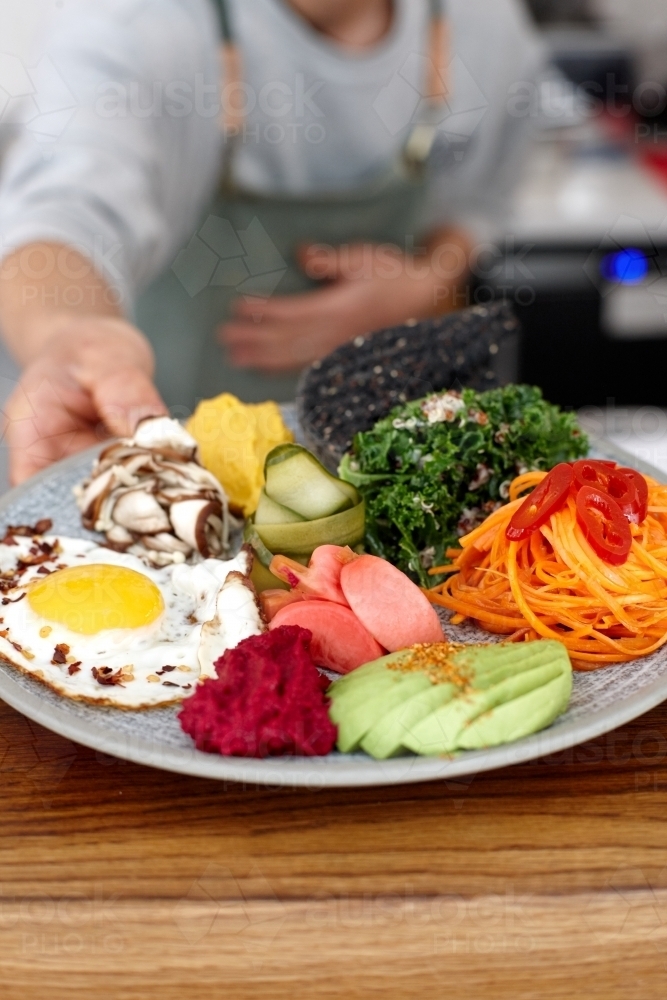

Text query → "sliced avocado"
[327,655,415,714]
[265,445,355,520]
[254,488,306,526]
[336,673,431,754]
[254,500,365,558]
[457,671,572,750]
[360,683,457,760]
[403,661,565,756]
[327,640,573,759]
[467,640,567,670]
[327,653,410,696]
[328,673,399,725]
[451,640,566,675]
[452,640,571,690]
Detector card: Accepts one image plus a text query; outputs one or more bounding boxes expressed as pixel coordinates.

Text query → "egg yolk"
[28,564,164,635]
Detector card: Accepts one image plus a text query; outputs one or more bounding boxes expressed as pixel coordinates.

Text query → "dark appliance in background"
[511,245,667,409]
[493,0,667,409]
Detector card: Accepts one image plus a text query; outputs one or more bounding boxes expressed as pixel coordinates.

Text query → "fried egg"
[0,534,264,708]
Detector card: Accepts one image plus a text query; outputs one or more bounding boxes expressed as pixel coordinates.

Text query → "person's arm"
[0,0,222,482]
[220,225,473,372]
[0,243,166,484]
[0,0,222,308]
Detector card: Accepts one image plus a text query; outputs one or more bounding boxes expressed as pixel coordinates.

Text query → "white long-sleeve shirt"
[0,0,544,309]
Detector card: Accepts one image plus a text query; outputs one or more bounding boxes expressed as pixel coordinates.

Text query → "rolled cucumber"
[254,500,365,558]
[265,445,359,521]
[243,524,291,591]
[243,522,275,568]
[254,488,305,526]
[247,444,365,590]
[250,558,290,593]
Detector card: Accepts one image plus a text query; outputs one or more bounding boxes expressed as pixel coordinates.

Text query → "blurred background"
[508,0,667,414]
[1,0,667,486]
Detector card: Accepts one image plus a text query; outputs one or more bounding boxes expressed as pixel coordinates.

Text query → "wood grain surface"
[2,695,667,997]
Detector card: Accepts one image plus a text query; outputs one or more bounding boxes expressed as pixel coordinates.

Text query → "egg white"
[0,535,263,708]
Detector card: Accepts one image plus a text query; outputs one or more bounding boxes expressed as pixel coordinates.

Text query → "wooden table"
[1,695,667,999]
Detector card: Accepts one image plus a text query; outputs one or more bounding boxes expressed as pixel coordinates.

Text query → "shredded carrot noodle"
[425,471,667,670]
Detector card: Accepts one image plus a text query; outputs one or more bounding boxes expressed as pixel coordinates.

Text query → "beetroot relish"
[178,626,337,758]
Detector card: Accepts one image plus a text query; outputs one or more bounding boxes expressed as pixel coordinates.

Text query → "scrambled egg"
[187,394,293,516]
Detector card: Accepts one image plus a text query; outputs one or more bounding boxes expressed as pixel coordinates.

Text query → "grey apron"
[135,0,447,415]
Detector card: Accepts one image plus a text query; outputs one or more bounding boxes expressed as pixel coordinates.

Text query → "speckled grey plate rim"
[0,436,666,788]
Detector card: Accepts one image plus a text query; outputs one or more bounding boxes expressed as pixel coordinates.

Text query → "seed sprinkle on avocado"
[389,642,473,689]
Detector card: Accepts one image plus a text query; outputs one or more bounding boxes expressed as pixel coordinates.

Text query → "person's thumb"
[91,367,168,438]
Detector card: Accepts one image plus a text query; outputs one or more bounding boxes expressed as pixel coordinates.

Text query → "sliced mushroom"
[170,499,225,558]
[143,531,191,552]
[127,545,175,568]
[75,416,231,565]
[74,466,116,527]
[105,524,134,551]
[111,458,145,487]
[133,416,199,459]
[141,533,191,563]
[94,490,124,534]
[112,490,171,535]
[156,487,204,504]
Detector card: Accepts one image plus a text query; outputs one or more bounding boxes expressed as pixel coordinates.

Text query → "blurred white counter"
[508,136,667,246]
[579,406,667,475]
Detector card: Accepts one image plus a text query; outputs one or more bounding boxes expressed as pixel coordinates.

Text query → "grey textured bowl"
[296,302,519,472]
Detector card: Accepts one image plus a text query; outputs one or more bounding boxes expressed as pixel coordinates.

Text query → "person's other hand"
[219,240,466,372]
[5,316,167,485]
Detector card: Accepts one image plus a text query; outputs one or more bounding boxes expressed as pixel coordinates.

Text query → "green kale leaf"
[339,384,588,585]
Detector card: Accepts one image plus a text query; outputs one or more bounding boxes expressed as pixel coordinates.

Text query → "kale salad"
[338,384,588,585]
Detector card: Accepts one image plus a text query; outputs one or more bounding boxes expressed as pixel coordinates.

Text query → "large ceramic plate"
[0,432,665,788]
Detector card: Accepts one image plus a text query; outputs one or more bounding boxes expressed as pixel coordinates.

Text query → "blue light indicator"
[600,248,649,285]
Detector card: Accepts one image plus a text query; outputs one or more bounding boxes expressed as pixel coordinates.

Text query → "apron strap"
[211,0,244,134]
[403,0,450,177]
[427,0,449,103]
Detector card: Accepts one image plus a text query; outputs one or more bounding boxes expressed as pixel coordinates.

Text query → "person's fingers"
[9,425,100,486]
[230,281,350,322]
[5,377,100,485]
[8,364,166,484]
[90,367,168,438]
[297,242,401,281]
[220,319,331,371]
[296,243,345,280]
[4,315,166,484]
[220,320,280,347]
[221,323,302,369]
[231,293,319,322]
[232,348,305,372]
